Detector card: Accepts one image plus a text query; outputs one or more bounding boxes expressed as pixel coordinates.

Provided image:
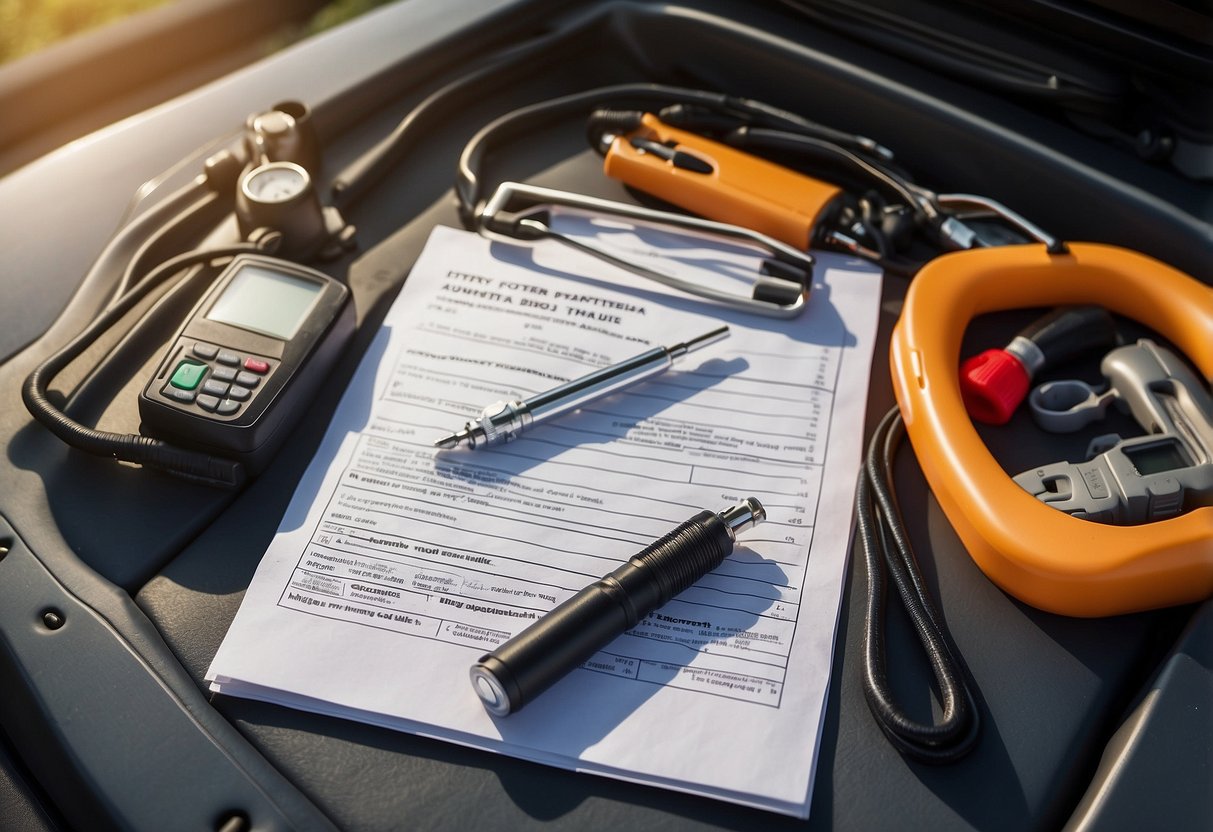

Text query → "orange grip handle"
[603,114,842,250]
[891,243,1213,617]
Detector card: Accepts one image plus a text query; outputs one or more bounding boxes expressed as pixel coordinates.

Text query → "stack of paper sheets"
[207,221,881,818]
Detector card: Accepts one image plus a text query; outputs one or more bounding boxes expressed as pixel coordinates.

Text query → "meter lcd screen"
[1124,440,1191,475]
[206,264,323,340]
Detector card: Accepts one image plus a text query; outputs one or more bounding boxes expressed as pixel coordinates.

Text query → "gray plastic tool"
[1015,339,1213,524]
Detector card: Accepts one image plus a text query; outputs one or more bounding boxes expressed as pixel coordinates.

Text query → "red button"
[244,358,270,374]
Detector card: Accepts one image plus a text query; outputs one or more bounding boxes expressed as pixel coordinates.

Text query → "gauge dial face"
[241,162,310,204]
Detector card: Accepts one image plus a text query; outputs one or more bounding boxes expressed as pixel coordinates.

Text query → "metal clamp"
[935,192,1068,254]
[477,182,813,318]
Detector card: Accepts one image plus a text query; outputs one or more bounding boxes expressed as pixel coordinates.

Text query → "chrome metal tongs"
[476,182,814,318]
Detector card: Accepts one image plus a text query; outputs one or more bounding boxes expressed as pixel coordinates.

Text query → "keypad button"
[201,379,230,397]
[196,394,221,412]
[169,361,207,391]
[227,385,251,402]
[235,371,261,389]
[211,366,237,382]
[243,358,270,374]
[216,351,241,367]
[217,400,241,415]
[191,342,219,360]
[162,385,196,404]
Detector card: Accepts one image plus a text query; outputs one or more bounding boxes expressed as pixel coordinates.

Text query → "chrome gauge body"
[241,161,311,204]
[234,159,352,260]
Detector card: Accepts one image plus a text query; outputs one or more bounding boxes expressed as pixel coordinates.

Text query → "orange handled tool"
[601,113,845,251]
[891,243,1213,617]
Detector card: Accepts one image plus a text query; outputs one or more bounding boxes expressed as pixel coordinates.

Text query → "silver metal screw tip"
[719,497,766,536]
[669,325,730,358]
[434,425,474,449]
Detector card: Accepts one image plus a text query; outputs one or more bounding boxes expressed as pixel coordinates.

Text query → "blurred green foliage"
[302,0,390,36]
[0,0,171,63]
[0,0,394,65]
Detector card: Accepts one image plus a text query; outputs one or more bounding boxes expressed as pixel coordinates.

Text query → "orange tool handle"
[891,243,1213,617]
[603,114,843,250]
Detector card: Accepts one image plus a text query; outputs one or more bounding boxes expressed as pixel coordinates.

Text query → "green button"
[170,361,208,391]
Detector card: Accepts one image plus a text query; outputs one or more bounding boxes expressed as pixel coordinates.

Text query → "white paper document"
[207,222,881,817]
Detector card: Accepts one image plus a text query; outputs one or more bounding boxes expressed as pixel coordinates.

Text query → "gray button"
[217,399,241,415]
[196,394,221,412]
[201,379,230,397]
[211,365,237,382]
[216,351,241,367]
[227,385,251,402]
[235,371,261,389]
[192,342,219,360]
[162,386,196,404]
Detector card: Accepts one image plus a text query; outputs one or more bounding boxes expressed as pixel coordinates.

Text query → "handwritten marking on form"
[207,224,881,817]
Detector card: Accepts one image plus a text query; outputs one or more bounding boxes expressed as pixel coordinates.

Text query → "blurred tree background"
[0,0,392,65]
[0,0,168,62]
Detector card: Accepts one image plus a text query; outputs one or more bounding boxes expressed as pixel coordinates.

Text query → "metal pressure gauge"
[234,160,353,261]
[241,161,311,204]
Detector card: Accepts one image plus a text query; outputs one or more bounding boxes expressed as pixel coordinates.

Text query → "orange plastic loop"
[891,243,1213,617]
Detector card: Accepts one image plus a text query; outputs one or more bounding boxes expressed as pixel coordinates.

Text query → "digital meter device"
[1017,339,1213,525]
[138,254,353,472]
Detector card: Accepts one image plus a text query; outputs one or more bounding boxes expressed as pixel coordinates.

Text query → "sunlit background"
[1,0,165,63]
[0,0,397,174]
[0,0,390,64]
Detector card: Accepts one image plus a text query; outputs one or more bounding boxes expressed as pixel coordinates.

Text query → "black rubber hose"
[1019,305,1120,367]
[112,187,222,301]
[724,127,933,222]
[22,244,266,488]
[457,84,744,223]
[856,406,980,762]
[330,14,598,210]
[457,83,894,226]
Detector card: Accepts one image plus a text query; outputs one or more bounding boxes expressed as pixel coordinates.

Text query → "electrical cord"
[855,406,981,762]
[22,243,273,488]
[456,84,883,225]
[112,128,242,232]
[111,186,223,303]
[331,13,601,210]
[721,127,934,223]
[326,3,933,269]
[579,80,1032,274]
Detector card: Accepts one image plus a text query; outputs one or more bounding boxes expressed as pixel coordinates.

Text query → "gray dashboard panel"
[0,1,1208,830]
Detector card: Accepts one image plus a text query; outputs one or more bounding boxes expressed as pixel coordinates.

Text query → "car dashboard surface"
[0,1,1209,830]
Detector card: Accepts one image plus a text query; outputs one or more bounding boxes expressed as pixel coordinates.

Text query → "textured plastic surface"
[1064,600,1213,832]
[892,243,1213,616]
[0,517,338,831]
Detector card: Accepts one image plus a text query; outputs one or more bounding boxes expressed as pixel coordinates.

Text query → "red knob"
[960,350,1030,425]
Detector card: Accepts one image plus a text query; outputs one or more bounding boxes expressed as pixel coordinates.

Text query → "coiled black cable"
[856,406,980,762]
[22,243,270,488]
